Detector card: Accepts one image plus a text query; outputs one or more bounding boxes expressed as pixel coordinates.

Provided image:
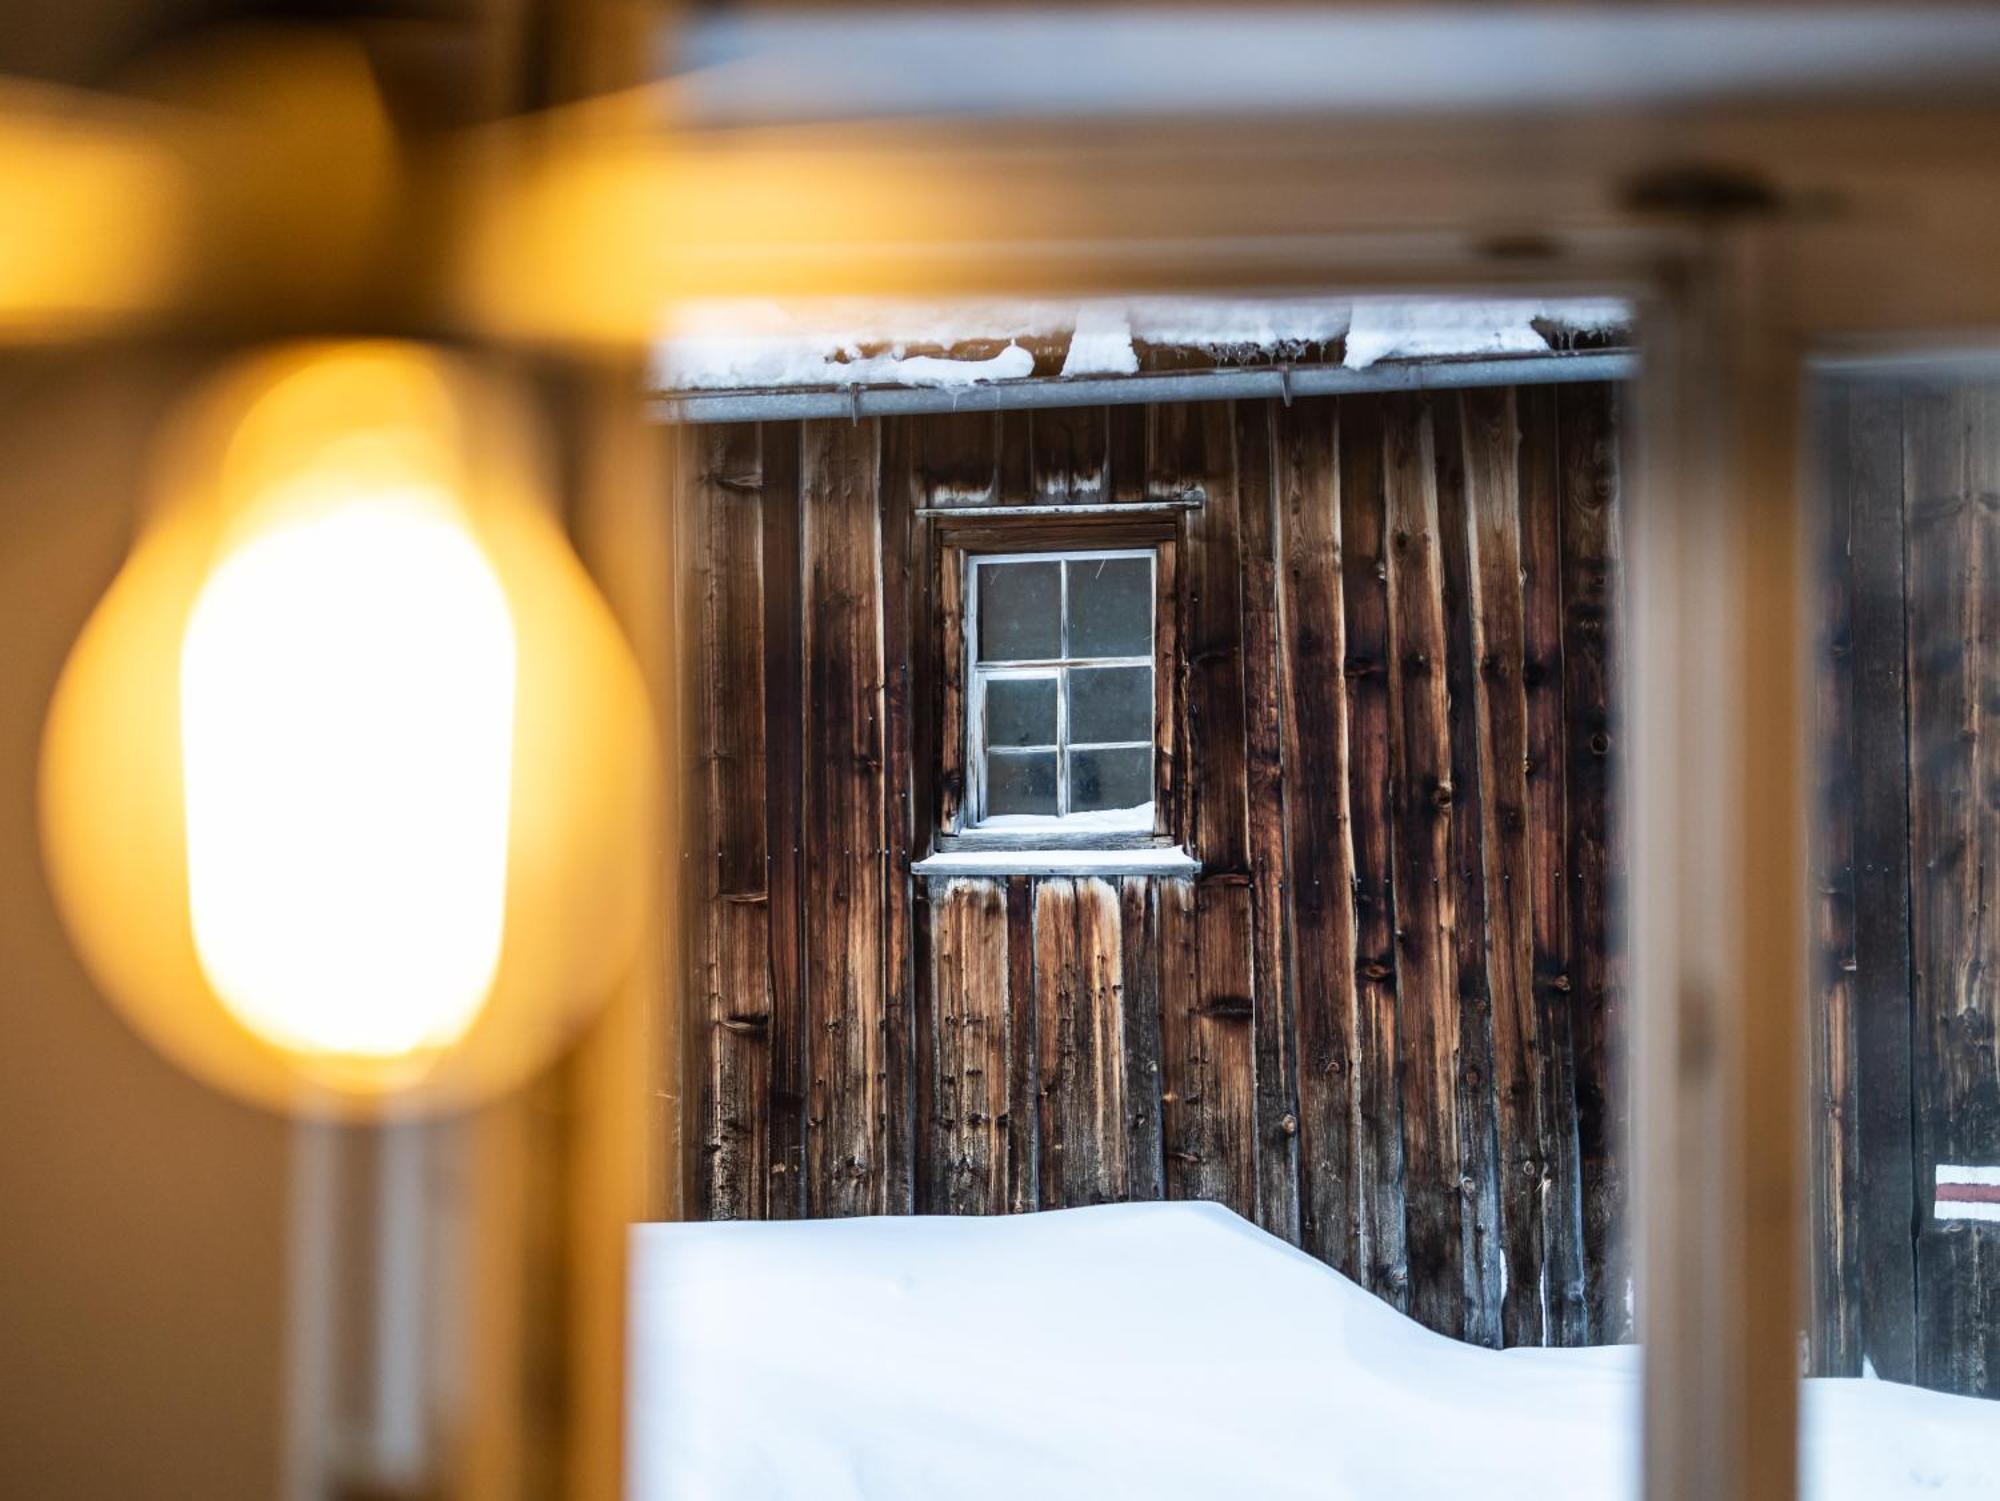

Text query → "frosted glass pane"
[978,561,1061,661]
[1066,556,1152,657]
[985,676,1056,748]
[1067,665,1152,744]
[986,750,1058,816]
[1069,746,1151,813]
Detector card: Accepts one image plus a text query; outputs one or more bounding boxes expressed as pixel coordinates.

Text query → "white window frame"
[964,547,1156,833]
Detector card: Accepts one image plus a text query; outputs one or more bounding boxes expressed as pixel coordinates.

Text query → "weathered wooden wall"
[680,385,1629,1348]
[1813,376,2000,1397]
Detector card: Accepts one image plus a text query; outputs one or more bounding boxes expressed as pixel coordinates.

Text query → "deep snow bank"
[628,1200,1996,1501]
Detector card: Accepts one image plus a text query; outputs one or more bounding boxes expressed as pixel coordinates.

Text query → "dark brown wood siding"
[685,387,1628,1347]
[1813,375,2000,1399]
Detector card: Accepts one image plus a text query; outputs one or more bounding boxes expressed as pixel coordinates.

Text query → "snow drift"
[628,1200,1997,1501]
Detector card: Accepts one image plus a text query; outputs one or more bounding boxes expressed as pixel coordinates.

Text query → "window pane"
[1068,746,1151,813]
[985,750,1057,816]
[984,676,1056,748]
[1067,664,1152,744]
[978,561,1061,661]
[1065,555,1152,657]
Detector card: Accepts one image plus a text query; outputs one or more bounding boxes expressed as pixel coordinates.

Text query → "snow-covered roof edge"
[652,296,1633,395]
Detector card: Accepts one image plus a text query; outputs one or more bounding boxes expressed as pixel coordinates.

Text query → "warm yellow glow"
[40,343,655,1115]
[181,488,516,1060]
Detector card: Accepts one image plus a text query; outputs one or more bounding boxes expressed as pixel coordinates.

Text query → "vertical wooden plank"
[1339,394,1410,1309]
[801,418,889,1216]
[760,422,809,1218]
[1382,391,1466,1339]
[879,417,920,1214]
[1277,394,1363,1273]
[1036,879,1128,1206]
[1108,404,1148,505]
[998,409,1032,504]
[925,879,1013,1214]
[692,423,771,1222]
[1518,383,1589,1342]
[1031,405,1109,504]
[1460,385,1555,1348]
[1557,380,1627,1340]
[1005,876,1040,1213]
[1162,400,1257,1217]
[1120,877,1166,1202]
[1237,398,1303,1243]
[1942,382,2000,1396]
[1433,390,1506,1348]
[1808,380,1864,1376]
[1907,381,2000,1396]
[1846,380,1917,1381]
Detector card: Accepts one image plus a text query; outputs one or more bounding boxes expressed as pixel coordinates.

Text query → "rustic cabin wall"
[683,385,1628,1349]
[1812,375,2000,1399]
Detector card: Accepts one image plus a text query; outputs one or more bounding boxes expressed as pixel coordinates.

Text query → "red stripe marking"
[1936,1182,2000,1204]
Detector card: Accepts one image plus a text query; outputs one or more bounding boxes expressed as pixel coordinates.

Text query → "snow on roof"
[652,295,1631,393]
[630,1200,1999,1501]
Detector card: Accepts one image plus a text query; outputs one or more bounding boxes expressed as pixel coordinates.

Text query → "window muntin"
[968,549,1155,828]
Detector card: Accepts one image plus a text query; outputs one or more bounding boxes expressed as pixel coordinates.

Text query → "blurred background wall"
[0,352,290,1501]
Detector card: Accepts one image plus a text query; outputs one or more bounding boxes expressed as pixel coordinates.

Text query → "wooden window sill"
[911,845,1199,879]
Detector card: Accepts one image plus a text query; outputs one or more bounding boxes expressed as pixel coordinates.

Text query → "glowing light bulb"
[181,487,516,1061]
[40,343,653,1115]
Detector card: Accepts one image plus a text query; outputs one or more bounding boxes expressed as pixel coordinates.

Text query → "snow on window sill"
[912,844,1199,879]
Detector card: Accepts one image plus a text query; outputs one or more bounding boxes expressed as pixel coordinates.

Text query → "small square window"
[968,549,1156,830]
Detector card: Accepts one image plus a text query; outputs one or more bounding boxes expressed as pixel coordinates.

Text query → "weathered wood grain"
[1432,390,1506,1348]
[1459,385,1555,1348]
[1120,877,1167,1202]
[693,423,771,1221]
[1382,391,1466,1338]
[1236,398,1303,1242]
[1517,383,1589,1342]
[1006,876,1040,1212]
[1906,381,2000,1397]
[1037,879,1129,1206]
[880,416,920,1213]
[1339,394,1411,1309]
[1275,395,1363,1273]
[1109,404,1148,505]
[919,410,1000,506]
[684,390,1636,1357]
[1808,380,1864,1377]
[802,418,890,1216]
[926,879,1014,1213]
[1032,405,1109,504]
[1165,400,1257,1217]
[760,422,809,1217]
[1841,379,1919,1381]
[1556,380,1626,1340]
